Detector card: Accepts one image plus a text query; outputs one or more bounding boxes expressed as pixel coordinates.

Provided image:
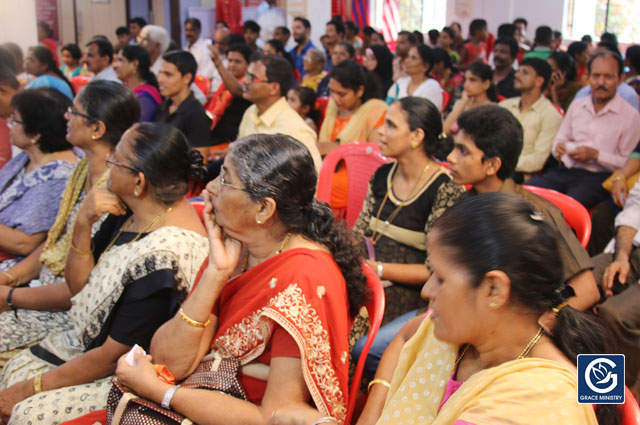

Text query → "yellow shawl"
[39,159,109,276]
[377,315,598,425]
[318,98,387,143]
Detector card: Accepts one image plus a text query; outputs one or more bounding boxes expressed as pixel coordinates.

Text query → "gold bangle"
[70,241,93,256]
[1,271,16,286]
[33,373,43,394]
[367,378,391,393]
[178,308,210,328]
[613,174,626,182]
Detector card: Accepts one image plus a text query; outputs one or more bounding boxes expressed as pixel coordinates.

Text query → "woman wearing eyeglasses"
[0,88,77,273]
[0,122,209,424]
[61,133,365,425]
[0,80,139,366]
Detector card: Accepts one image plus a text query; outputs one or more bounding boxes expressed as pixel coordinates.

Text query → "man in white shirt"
[184,18,215,81]
[84,39,120,83]
[140,25,171,76]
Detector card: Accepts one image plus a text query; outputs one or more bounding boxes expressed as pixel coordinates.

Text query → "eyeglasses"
[66,106,97,122]
[219,173,247,192]
[246,72,274,84]
[106,152,140,174]
[7,116,23,129]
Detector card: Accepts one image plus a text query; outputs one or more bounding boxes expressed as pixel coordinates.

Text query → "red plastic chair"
[317,142,391,227]
[345,264,385,425]
[523,185,592,248]
[70,76,90,94]
[619,386,640,425]
[189,199,205,224]
[194,75,211,98]
[552,103,565,117]
[315,96,329,129]
[441,90,451,112]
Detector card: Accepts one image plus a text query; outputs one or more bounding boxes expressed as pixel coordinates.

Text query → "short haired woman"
[0,123,209,424]
[0,89,77,272]
[0,81,140,365]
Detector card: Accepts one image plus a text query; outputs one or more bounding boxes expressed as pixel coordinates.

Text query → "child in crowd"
[287,86,318,133]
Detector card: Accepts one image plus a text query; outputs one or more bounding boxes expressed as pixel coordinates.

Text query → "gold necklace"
[455,327,545,368]
[241,232,291,272]
[371,162,432,245]
[102,206,173,255]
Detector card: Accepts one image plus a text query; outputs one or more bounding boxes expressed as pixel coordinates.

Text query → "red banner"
[332,0,346,19]
[35,0,59,39]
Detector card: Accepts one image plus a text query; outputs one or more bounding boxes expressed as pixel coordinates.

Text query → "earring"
[30,138,37,145]
[256,219,262,224]
[133,189,140,196]
[91,135,97,140]
[489,301,498,309]
[411,142,418,149]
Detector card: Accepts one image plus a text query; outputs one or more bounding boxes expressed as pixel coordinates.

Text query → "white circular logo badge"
[584,358,618,394]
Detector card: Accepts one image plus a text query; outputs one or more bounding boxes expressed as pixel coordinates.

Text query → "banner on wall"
[332,0,346,19]
[454,0,472,18]
[35,0,59,39]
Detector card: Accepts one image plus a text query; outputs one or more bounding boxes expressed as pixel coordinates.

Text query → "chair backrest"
[189,199,205,224]
[619,386,640,425]
[70,75,90,94]
[346,264,385,425]
[315,96,329,129]
[552,103,565,117]
[523,185,592,248]
[317,142,391,227]
[441,90,451,112]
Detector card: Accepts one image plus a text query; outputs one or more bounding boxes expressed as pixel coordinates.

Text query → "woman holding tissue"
[0,122,209,425]
[66,134,368,425]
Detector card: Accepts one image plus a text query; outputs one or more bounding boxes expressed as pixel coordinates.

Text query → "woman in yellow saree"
[358,193,614,425]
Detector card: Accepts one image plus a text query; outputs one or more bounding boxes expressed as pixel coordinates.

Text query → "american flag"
[381,0,400,43]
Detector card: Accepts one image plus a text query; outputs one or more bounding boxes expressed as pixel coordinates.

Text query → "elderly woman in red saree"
[65,134,367,425]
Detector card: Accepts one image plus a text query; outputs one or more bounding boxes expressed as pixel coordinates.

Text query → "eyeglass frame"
[246,72,275,84]
[6,116,24,129]
[66,106,97,122]
[219,172,248,192]
[105,152,140,174]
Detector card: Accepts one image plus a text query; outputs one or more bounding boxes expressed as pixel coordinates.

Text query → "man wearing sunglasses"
[237,54,321,172]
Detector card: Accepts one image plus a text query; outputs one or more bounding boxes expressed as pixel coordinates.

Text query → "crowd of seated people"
[0,9,637,425]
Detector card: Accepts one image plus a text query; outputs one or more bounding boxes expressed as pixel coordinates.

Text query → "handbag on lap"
[106,354,247,425]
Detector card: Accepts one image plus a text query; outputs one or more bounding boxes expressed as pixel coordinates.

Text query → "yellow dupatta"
[318,98,387,143]
[39,160,109,276]
[377,315,598,425]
